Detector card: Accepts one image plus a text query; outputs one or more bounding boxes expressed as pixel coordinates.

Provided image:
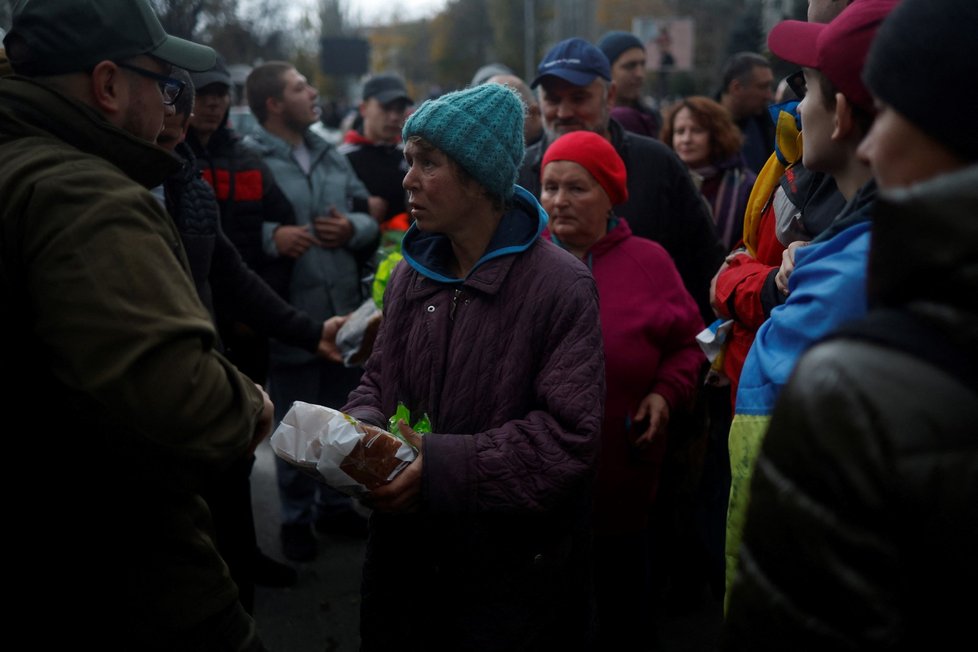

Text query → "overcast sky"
[292,0,449,26]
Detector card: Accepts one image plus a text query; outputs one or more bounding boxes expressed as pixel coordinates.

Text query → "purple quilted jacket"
[344,190,605,651]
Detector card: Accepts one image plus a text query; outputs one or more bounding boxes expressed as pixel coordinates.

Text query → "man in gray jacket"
[245,61,379,561]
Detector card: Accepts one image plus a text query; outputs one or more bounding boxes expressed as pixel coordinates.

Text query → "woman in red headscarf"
[540,130,706,650]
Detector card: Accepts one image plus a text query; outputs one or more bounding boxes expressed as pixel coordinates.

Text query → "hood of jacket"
[869,164,978,333]
[0,76,179,188]
[400,185,547,285]
[185,108,237,158]
[812,177,878,244]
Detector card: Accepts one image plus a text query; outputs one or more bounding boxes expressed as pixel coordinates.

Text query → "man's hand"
[367,196,389,222]
[273,224,319,259]
[316,314,349,363]
[313,207,354,248]
[249,383,275,455]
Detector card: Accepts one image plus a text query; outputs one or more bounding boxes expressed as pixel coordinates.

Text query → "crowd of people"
[2,0,974,650]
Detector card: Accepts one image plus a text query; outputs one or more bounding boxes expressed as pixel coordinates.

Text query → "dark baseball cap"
[767,0,898,113]
[531,37,611,89]
[597,31,645,66]
[190,55,233,92]
[4,0,216,76]
[363,73,413,105]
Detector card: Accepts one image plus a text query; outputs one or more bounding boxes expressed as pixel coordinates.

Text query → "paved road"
[249,438,723,652]
[251,438,366,652]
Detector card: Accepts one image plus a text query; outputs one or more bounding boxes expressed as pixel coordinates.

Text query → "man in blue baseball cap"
[519,37,724,326]
[1,2,272,649]
[521,36,725,650]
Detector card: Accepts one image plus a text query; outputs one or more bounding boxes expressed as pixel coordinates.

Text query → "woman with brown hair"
[662,96,757,250]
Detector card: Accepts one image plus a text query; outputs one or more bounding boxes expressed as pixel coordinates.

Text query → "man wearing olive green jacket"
[1,2,272,650]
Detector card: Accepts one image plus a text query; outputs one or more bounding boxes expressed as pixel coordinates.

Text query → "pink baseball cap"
[767,0,898,112]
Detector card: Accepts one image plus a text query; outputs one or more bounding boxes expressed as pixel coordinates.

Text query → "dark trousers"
[593,531,656,651]
[201,454,260,613]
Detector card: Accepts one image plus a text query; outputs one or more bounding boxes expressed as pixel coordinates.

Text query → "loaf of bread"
[270,402,416,496]
[339,424,412,490]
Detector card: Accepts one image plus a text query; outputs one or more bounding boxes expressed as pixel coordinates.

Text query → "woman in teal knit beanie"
[342,80,605,651]
[401,82,525,202]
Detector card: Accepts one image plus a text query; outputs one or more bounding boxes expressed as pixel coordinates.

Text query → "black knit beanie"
[596,31,645,66]
[864,0,978,162]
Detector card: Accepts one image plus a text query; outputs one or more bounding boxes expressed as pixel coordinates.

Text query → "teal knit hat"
[402,83,525,200]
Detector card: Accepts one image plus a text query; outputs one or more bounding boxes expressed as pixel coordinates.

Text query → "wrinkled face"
[402,140,476,236]
[732,64,775,118]
[611,47,646,104]
[118,55,174,143]
[361,97,410,144]
[277,68,320,132]
[671,106,712,168]
[540,160,612,254]
[191,83,231,139]
[539,76,613,138]
[857,103,964,190]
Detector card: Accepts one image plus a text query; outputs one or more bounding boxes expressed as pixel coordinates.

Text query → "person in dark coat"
[185,57,301,385]
[157,69,344,609]
[1,2,272,648]
[338,72,413,225]
[725,0,978,648]
[343,82,605,652]
[716,52,776,174]
[519,37,724,325]
[597,30,662,139]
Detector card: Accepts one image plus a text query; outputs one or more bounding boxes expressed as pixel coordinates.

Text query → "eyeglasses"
[116,62,185,106]
[785,69,806,100]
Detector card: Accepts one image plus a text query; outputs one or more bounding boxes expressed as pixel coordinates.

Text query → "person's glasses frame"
[785,69,806,101]
[116,61,185,106]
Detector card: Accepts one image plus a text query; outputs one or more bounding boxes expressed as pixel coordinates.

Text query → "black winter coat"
[186,122,296,298]
[164,143,321,354]
[724,164,978,651]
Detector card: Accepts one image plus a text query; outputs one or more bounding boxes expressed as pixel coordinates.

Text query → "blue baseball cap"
[531,37,611,89]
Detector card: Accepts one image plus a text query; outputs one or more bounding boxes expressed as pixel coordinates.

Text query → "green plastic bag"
[372,251,403,310]
[387,402,431,452]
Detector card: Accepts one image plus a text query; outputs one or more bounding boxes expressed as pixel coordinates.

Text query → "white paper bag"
[270,401,416,497]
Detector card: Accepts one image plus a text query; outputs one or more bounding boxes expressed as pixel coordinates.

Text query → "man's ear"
[832,92,854,142]
[358,100,369,118]
[265,95,283,120]
[606,80,618,108]
[89,60,127,116]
